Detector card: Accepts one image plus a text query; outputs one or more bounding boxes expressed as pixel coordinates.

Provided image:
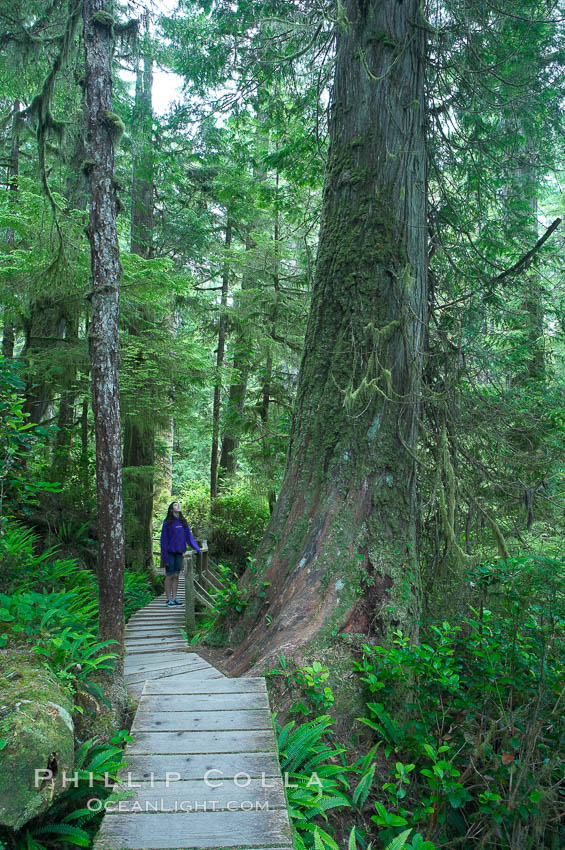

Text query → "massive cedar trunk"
[83,0,125,647]
[124,23,155,570]
[231,0,427,672]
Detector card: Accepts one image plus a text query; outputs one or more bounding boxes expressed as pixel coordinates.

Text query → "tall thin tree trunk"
[154,418,174,503]
[259,195,280,514]
[503,132,544,528]
[83,0,125,647]
[52,317,80,480]
[231,0,427,672]
[210,220,231,499]
[80,394,89,459]
[124,16,155,570]
[218,231,255,484]
[2,101,20,359]
[52,105,90,480]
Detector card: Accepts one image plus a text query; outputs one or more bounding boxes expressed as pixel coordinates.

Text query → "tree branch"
[492,218,562,284]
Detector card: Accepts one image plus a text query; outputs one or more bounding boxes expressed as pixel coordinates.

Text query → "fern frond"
[383,829,413,850]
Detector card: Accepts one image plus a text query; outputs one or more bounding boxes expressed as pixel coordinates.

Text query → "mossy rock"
[0,649,74,830]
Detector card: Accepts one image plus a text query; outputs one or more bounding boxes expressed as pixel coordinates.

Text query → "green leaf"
[383,829,413,850]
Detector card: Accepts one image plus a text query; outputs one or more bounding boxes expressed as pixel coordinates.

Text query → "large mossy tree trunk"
[231,0,427,671]
[83,0,125,648]
[124,19,155,571]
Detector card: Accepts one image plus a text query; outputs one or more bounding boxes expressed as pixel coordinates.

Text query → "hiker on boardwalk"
[160,501,201,606]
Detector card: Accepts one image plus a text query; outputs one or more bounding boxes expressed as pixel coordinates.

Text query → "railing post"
[184,551,195,637]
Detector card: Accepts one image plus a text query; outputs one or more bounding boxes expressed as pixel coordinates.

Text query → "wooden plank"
[193,581,215,605]
[142,678,265,695]
[94,808,292,849]
[126,674,225,699]
[126,663,214,685]
[194,588,214,609]
[128,670,226,694]
[127,730,276,755]
[109,777,287,811]
[184,556,196,637]
[125,644,188,653]
[125,656,207,674]
[118,752,281,781]
[128,617,184,624]
[125,631,184,638]
[124,644,188,652]
[125,643,187,650]
[137,693,269,712]
[131,710,273,733]
[125,636,188,644]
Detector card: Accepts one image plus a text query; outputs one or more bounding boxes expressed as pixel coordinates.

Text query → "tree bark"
[210,220,231,499]
[231,0,427,672]
[83,0,125,648]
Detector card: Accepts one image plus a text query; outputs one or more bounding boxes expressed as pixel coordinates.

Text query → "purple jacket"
[161,518,201,563]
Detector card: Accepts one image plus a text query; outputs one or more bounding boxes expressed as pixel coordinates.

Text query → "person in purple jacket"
[160,501,201,606]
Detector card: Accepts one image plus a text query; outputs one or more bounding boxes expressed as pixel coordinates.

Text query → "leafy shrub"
[175,479,211,534]
[266,658,335,717]
[355,554,564,849]
[211,483,270,569]
[210,564,249,616]
[0,520,156,704]
[124,571,154,621]
[0,356,60,517]
[175,479,269,570]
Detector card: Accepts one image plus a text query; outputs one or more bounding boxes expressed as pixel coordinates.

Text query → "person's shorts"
[165,553,183,574]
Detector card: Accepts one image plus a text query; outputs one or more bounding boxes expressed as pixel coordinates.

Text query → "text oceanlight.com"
[86,799,273,812]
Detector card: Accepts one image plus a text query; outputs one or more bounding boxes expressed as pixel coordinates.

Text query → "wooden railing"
[183,539,225,637]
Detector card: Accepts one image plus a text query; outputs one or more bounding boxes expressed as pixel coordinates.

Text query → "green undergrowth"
[0,519,157,720]
[0,519,158,847]
[176,478,270,571]
[266,553,564,850]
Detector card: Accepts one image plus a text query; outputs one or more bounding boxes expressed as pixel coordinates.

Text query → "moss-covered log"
[229,0,427,672]
[0,651,74,830]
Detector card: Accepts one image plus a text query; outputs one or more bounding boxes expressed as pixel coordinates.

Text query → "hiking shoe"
[173,598,183,606]
[166,599,175,606]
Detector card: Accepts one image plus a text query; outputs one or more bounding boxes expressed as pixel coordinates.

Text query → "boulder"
[0,649,74,830]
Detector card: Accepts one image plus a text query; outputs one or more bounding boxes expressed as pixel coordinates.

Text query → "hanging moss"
[90,10,115,28]
[101,111,125,146]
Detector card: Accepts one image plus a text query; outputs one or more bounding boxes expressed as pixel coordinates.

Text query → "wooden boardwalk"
[94,578,292,850]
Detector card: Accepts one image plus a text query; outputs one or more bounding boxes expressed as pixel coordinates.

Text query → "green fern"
[383,829,413,850]
[28,823,90,847]
[276,714,352,849]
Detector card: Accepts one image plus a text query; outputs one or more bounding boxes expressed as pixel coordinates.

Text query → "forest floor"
[189,643,233,676]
